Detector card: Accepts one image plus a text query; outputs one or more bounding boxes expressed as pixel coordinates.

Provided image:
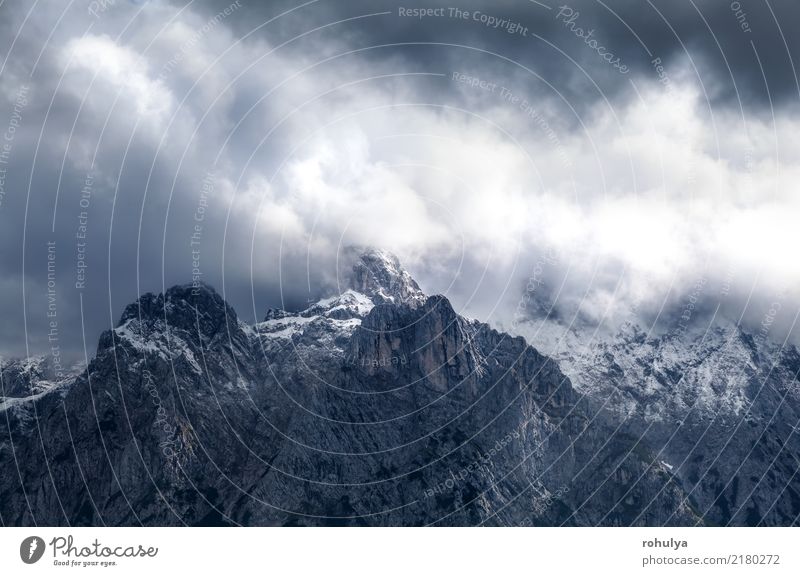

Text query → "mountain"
[0,249,794,526]
[0,355,73,399]
[521,315,800,526]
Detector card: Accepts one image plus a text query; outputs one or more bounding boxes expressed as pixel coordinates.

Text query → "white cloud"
[1,0,797,351]
[63,34,173,120]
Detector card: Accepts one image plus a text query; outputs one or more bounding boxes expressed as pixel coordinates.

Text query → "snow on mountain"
[516,313,800,525]
[0,355,78,406]
[1,249,798,526]
[347,248,426,307]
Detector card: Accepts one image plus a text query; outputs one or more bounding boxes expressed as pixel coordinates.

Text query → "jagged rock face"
[0,356,69,399]
[347,249,426,307]
[0,251,789,526]
[523,317,800,526]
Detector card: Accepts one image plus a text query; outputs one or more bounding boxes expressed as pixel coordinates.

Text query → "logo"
[20,536,45,564]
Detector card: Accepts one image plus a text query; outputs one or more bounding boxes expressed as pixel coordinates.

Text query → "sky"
[0,0,798,361]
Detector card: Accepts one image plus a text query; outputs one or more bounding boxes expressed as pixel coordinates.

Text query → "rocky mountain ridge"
[521,314,800,526]
[0,250,796,526]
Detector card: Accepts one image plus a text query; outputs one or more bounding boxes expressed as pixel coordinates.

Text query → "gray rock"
[0,251,760,526]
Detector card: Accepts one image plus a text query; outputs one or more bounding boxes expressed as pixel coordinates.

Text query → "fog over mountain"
[0,0,797,363]
[3,250,798,526]
[1,0,800,529]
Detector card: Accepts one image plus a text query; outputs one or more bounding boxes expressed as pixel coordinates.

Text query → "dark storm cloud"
[194,0,800,114]
[0,0,799,363]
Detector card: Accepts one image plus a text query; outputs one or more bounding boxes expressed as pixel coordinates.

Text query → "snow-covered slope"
[518,315,800,525]
[1,250,798,526]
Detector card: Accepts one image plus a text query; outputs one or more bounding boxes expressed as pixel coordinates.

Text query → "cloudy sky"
[0,0,798,361]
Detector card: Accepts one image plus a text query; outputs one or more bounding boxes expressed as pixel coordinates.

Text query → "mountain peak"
[346,248,425,307]
[116,282,233,327]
